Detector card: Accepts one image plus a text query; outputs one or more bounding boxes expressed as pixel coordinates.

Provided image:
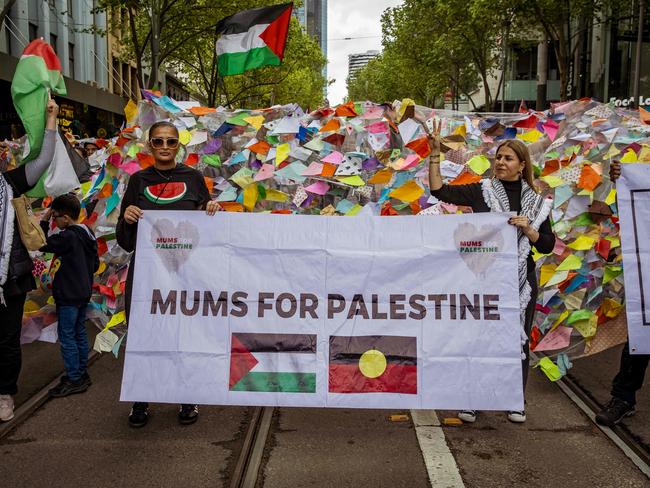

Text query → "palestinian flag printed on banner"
[216,2,293,76]
[229,332,317,393]
[329,336,418,394]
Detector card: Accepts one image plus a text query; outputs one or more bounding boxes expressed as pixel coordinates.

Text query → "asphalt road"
[1,342,648,487]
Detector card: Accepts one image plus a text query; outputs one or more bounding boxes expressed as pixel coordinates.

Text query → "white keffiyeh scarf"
[481,178,553,352]
[0,174,15,305]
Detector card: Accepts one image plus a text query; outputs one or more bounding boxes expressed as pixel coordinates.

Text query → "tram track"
[3,348,648,484]
[0,349,101,441]
[531,352,650,478]
[229,407,275,488]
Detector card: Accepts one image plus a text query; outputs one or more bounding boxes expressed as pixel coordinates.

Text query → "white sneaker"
[0,394,15,422]
[458,410,477,423]
[507,410,526,423]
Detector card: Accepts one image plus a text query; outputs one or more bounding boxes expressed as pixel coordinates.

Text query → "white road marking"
[411,410,465,488]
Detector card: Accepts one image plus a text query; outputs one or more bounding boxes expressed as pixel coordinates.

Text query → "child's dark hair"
[149,121,179,139]
[51,193,81,220]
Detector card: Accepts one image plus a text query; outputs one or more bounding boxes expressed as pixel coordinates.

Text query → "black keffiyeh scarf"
[481,178,553,348]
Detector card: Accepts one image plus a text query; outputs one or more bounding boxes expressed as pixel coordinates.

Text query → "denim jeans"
[56,304,89,382]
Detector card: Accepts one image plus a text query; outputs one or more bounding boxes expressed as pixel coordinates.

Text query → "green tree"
[99,0,325,108]
[347,0,505,109]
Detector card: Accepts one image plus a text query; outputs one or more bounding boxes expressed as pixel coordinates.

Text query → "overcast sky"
[326,0,403,105]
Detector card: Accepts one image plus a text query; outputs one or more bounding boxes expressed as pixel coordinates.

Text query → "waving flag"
[216,3,293,76]
[11,39,66,161]
[11,39,67,197]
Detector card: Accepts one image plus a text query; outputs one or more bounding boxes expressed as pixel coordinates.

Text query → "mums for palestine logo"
[150,219,200,274]
[454,223,503,277]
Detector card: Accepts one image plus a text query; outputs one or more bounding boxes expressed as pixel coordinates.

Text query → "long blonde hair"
[495,139,538,192]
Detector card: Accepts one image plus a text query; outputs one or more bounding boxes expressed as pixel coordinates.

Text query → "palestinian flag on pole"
[216,2,293,76]
[329,335,418,394]
[229,332,316,393]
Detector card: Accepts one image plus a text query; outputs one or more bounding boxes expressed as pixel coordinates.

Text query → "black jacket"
[40,223,99,306]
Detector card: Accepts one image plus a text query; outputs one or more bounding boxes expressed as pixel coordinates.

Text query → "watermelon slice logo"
[144,182,187,204]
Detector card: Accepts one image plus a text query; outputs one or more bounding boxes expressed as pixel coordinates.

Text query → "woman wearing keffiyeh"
[0,99,59,423]
[428,125,555,425]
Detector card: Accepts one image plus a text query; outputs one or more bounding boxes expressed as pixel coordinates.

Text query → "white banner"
[121,211,523,410]
[618,164,650,354]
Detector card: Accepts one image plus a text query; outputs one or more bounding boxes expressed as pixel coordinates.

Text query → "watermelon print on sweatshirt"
[115,164,210,253]
[144,181,188,204]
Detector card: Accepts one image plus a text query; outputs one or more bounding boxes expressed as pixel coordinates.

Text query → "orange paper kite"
[450,172,482,185]
[577,165,601,192]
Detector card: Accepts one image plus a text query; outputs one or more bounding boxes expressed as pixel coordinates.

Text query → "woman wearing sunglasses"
[116,121,220,428]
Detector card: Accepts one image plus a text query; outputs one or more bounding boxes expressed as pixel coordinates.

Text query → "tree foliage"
[98,0,326,108]
[347,0,630,107]
[348,0,505,109]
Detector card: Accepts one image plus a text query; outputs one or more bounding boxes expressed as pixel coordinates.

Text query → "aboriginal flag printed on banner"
[328,335,417,394]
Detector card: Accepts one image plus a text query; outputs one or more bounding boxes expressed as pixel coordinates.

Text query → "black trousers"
[521,270,538,392]
[0,292,26,395]
[611,340,649,406]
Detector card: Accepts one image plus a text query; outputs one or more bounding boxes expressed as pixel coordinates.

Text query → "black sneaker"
[81,372,92,387]
[178,404,199,425]
[128,402,149,428]
[595,397,635,427]
[49,377,89,398]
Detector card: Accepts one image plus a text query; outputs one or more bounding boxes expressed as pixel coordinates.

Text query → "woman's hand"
[46,99,59,130]
[609,160,621,182]
[46,99,59,119]
[426,118,442,156]
[124,205,143,224]
[42,208,53,222]
[206,200,222,216]
[509,215,541,243]
[508,215,530,231]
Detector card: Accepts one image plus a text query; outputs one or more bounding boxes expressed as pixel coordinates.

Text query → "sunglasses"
[149,137,180,149]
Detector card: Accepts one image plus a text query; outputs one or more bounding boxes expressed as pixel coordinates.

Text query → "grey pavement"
[569,344,649,448]
[0,354,250,488]
[260,408,430,488]
[13,322,99,408]
[2,341,649,487]
[437,368,649,488]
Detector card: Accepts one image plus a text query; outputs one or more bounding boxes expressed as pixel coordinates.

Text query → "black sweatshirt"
[115,164,210,318]
[39,223,99,306]
[116,164,210,253]
[431,179,555,274]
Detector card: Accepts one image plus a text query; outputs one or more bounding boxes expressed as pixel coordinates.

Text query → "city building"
[0,1,191,139]
[348,50,380,80]
[450,6,650,111]
[0,0,125,139]
[295,0,328,82]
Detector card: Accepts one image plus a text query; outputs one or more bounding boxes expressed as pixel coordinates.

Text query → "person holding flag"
[0,38,67,423]
[0,98,59,422]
